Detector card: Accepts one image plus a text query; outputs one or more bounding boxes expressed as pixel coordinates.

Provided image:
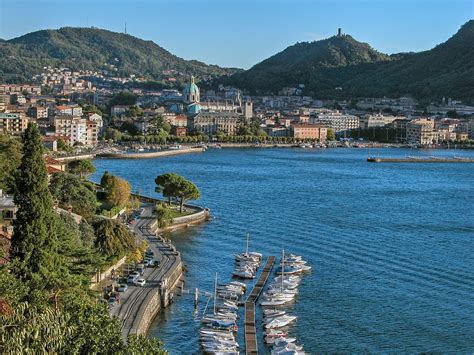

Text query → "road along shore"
[111,200,210,341]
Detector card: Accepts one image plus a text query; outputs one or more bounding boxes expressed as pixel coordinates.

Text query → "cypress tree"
[10,123,60,290]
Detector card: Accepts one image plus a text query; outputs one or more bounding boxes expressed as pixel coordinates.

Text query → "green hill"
[223,21,474,102]
[0,27,240,85]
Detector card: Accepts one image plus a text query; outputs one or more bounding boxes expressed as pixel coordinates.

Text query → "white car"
[134,278,146,287]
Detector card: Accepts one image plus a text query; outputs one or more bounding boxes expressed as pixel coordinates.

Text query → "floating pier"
[245,256,276,355]
[368,156,474,163]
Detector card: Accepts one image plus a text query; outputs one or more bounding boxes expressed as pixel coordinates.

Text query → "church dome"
[183,76,200,103]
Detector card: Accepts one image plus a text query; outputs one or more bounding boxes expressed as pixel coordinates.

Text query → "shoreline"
[96,147,205,159]
[111,194,210,340]
[54,144,474,162]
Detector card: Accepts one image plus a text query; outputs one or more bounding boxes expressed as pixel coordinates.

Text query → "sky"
[0,0,472,69]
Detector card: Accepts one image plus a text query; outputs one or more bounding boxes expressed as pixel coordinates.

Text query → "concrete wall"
[130,261,184,336]
[97,147,204,159]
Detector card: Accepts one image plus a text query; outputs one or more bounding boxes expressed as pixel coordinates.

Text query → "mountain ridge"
[222,20,474,102]
[0,27,241,85]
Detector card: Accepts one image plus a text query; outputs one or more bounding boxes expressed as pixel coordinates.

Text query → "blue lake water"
[92,148,474,354]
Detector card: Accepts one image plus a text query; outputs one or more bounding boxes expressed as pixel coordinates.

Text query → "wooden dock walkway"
[245,256,276,355]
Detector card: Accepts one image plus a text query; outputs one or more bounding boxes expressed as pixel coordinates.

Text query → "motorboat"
[265,329,288,338]
[265,337,296,345]
[263,310,286,319]
[265,288,298,296]
[274,275,301,283]
[261,298,290,307]
[232,270,255,279]
[272,342,304,353]
[265,315,297,329]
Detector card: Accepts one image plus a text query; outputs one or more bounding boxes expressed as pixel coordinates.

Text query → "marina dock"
[245,256,276,355]
[368,156,474,163]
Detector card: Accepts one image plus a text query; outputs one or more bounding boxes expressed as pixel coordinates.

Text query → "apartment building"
[310,111,359,133]
[0,112,29,135]
[359,114,404,129]
[406,119,437,145]
[54,115,88,146]
[291,124,328,141]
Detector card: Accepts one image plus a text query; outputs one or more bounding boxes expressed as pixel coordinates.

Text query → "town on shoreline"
[1,73,473,161]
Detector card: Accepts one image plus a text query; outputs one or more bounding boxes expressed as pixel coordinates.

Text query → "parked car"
[153,260,160,267]
[134,278,146,287]
[108,297,118,306]
[118,284,128,292]
[127,275,138,284]
[136,265,145,275]
[130,271,140,279]
[143,259,153,267]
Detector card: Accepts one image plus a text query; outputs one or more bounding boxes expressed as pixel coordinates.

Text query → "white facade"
[310,111,359,133]
[406,119,436,145]
[54,116,88,146]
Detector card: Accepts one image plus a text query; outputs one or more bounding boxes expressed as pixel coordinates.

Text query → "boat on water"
[263,309,286,319]
[233,233,262,279]
[271,343,304,355]
[265,336,296,345]
[270,337,297,346]
[234,233,262,261]
[265,315,297,329]
[265,287,298,295]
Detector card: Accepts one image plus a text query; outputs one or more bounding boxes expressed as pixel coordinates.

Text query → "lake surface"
[92,148,474,354]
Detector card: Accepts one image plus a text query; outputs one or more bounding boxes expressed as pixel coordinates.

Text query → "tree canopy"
[10,123,62,292]
[100,172,131,209]
[155,173,200,212]
[93,219,135,259]
[49,173,97,221]
[0,134,22,193]
[67,159,96,179]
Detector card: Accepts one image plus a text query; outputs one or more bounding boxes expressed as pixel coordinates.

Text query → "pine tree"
[10,123,61,290]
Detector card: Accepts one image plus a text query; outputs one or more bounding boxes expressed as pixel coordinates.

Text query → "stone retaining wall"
[97,147,204,159]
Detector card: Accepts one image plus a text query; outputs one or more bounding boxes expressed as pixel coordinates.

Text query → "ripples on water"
[92,148,474,354]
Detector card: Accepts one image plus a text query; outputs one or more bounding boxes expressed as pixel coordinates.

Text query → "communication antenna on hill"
[125,22,127,34]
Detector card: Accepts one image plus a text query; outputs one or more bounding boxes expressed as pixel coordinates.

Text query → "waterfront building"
[191,112,242,136]
[359,114,404,129]
[173,126,187,137]
[310,111,359,133]
[406,119,437,145]
[86,120,99,146]
[264,126,290,137]
[291,124,328,141]
[0,112,29,135]
[54,115,88,146]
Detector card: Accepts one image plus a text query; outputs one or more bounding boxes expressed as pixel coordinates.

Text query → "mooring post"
[194,288,199,308]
